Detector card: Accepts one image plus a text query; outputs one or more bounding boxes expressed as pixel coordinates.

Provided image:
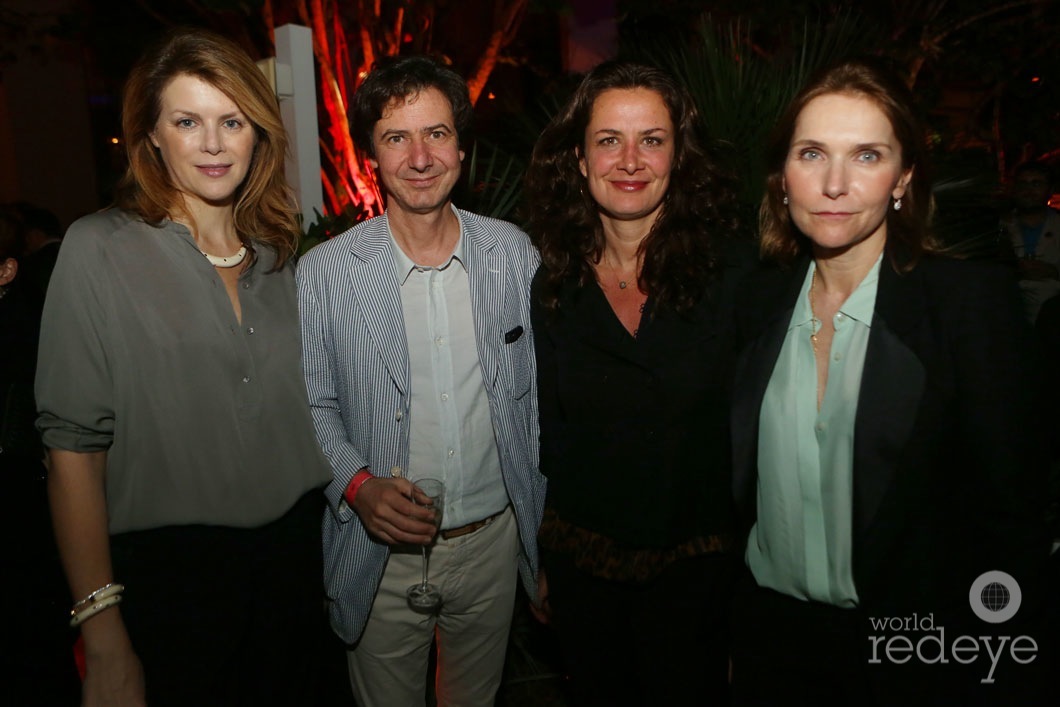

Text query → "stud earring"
[782,195,789,205]
[893,198,902,211]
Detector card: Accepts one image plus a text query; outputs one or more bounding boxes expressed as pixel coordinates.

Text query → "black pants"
[730,578,874,707]
[5,464,81,706]
[110,491,327,707]
[729,575,1051,707]
[544,551,732,707]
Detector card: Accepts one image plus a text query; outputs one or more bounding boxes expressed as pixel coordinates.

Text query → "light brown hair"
[115,28,299,268]
[759,57,937,269]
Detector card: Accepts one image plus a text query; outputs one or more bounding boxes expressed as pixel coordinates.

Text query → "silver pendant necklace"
[605,252,633,290]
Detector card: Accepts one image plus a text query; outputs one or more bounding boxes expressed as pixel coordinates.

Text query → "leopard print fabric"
[538,507,731,584]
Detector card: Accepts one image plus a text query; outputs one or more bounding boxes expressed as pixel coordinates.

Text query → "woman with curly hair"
[36,29,331,705]
[524,61,741,706]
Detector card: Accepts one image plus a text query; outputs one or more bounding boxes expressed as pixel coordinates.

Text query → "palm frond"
[645,12,875,212]
[457,139,527,222]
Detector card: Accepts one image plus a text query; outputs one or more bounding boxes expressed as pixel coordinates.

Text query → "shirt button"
[815,422,826,432]
[435,337,445,345]
[247,327,255,334]
[441,393,449,401]
[242,376,251,383]
[395,410,404,422]
[242,282,250,289]
[834,352,842,361]
[836,312,845,321]
[447,449,454,458]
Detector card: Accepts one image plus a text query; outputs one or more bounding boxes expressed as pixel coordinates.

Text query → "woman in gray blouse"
[35,29,331,705]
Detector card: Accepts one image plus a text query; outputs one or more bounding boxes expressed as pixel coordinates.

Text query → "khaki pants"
[347,506,520,707]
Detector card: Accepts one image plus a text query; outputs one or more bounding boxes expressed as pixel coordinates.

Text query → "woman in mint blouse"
[730,58,1049,706]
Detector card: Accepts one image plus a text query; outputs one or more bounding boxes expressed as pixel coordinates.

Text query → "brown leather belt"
[440,507,506,540]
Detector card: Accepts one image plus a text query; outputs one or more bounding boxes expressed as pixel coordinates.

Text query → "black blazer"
[732,254,1048,625]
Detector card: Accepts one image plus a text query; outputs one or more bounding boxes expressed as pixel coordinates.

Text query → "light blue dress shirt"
[389,214,508,530]
[746,256,882,607]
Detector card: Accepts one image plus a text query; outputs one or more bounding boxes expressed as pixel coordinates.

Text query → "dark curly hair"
[524,61,737,314]
[351,55,473,159]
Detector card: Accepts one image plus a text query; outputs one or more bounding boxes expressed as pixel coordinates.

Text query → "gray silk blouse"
[36,210,330,533]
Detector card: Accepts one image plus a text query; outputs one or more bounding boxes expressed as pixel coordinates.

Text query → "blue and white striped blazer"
[297,208,546,644]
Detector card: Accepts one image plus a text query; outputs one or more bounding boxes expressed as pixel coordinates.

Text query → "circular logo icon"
[969,570,1021,624]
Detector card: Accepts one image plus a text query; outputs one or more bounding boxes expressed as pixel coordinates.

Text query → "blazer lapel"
[852,261,926,533]
[462,213,504,389]
[349,217,410,395]
[732,259,809,517]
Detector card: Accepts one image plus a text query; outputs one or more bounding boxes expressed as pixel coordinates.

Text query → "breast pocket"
[500,329,533,400]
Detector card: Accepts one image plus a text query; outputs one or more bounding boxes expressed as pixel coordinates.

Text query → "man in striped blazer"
[296,55,545,707]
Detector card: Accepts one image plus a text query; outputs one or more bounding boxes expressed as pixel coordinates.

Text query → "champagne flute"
[406,478,444,611]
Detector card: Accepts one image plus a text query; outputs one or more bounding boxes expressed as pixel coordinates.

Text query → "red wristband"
[344,470,374,506]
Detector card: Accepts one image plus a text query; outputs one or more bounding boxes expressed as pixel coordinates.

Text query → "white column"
[274,24,323,230]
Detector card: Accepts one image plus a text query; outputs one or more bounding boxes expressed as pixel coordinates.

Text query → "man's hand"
[529,569,551,624]
[351,476,439,545]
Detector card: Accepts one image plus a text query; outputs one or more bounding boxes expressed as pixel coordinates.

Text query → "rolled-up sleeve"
[35,225,115,452]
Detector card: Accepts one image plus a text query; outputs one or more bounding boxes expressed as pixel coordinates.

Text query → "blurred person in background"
[10,200,64,308]
[2,207,81,706]
[1001,161,1060,323]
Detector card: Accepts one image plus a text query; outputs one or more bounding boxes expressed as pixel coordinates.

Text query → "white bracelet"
[69,594,123,628]
[72,582,124,612]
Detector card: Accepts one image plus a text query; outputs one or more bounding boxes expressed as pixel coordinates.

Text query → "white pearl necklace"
[200,245,247,268]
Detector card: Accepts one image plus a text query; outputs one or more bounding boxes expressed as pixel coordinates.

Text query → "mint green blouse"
[746,256,882,607]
